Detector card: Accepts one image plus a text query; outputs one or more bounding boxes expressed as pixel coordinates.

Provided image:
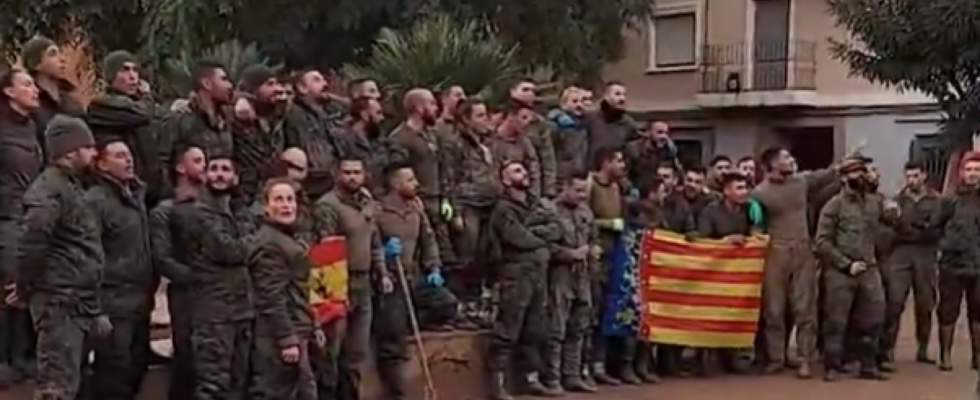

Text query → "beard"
[365,121,382,139]
[422,113,438,127]
[206,182,234,197]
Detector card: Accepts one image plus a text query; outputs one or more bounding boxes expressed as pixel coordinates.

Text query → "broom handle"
[393,257,439,400]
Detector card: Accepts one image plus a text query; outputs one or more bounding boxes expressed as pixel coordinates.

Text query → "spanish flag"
[308,236,349,324]
[639,230,767,348]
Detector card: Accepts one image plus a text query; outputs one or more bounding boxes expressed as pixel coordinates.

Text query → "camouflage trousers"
[542,265,592,382]
[189,320,253,400]
[0,307,35,375]
[166,289,193,400]
[250,335,316,400]
[80,316,150,400]
[488,265,547,373]
[881,245,937,353]
[309,319,346,400]
[338,272,373,400]
[29,300,92,400]
[821,267,885,370]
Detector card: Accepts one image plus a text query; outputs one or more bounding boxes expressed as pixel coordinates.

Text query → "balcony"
[696,40,817,108]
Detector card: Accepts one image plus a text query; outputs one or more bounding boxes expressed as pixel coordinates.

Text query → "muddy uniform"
[542,200,596,387]
[247,222,317,400]
[491,135,542,198]
[158,103,232,196]
[814,188,887,374]
[32,77,87,157]
[623,139,676,189]
[881,189,940,359]
[81,176,154,400]
[527,119,557,198]
[583,111,637,167]
[17,165,103,400]
[171,190,254,400]
[285,98,342,199]
[673,190,718,226]
[312,189,387,400]
[925,186,980,367]
[486,195,560,379]
[547,110,589,181]
[0,106,42,377]
[448,128,499,299]
[87,93,163,206]
[232,111,286,203]
[373,195,457,399]
[751,169,836,367]
[387,124,456,267]
[586,176,629,379]
[148,196,197,400]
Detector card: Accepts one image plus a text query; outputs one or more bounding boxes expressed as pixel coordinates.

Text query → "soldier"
[81,139,154,400]
[926,152,980,371]
[285,69,345,199]
[447,99,499,320]
[149,144,206,400]
[490,103,541,198]
[247,178,318,400]
[373,162,458,400]
[16,115,112,400]
[158,61,235,196]
[623,121,678,187]
[737,156,757,186]
[548,87,589,180]
[814,157,892,381]
[880,161,940,369]
[672,166,718,223]
[387,89,456,271]
[232,65,287,202]
[20,36,87,153]
[171,153,254,399]
[509,79,557,198]
[541,171,599,395]
[0,68,42,386]
[485,161,561,400]
[587,147,637,385]
[347,78,381,101]
[707,156,733,192]
[751,146,838,378]
[438,85,467,126]
[335,97,386,193]
[87,50,163,206]
[584,82,637,167]
[312,156,393,400]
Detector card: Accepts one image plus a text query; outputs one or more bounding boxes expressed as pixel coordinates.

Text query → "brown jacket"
[312,189,386,277]
[374,194,440,280]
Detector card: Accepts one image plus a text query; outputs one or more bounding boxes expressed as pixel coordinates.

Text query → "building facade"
[603,0,946,194]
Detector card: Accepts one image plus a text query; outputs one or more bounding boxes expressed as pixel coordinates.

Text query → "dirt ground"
[2,311,977,400]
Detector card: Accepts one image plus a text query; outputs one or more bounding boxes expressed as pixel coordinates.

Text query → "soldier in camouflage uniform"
[490,103,542,198]
[879,161,940,369]
[925,152,980,371]
[485,161,562,400]
[312,156,392,400]
[86,50,164,207]
[81,140,155,400]
[548,88,589,181]
[541,172,599,394]
[285,69,345,200]
[584,83,638,168]
[333,97,386,194]
[157,61,235,197]
[814,157,893,381]
[170,154,254,399]
[231,65,287,203]
[248,179,317,400]
[16,116,113,400]
[509,79,557,198]
[149,144,206,400]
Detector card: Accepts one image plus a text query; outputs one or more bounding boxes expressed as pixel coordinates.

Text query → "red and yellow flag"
[639,230,767,348]
[308,236,349,324]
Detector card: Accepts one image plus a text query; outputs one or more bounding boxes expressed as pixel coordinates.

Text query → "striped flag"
[638,230,767,348]
[308,236,349,324]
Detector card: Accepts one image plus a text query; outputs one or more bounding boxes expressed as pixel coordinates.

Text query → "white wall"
[843,111,943,195]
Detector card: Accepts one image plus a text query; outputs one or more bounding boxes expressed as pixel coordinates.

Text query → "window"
[909,133,947,191]
[648,4,700,72]
[675,139,705,169]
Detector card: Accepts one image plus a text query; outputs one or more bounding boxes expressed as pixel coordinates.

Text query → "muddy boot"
[524,372,562,397]
[619,364,641,385]
[878,350,896,373]
[562,375,597,393]
[762,361,785,375]
[938,324,954,371]
[580,368,597,389]
[489,372,513,400]
[915,342,934,364]
[540,342,562,392]
[634,352,660,384]
[590,363,620,385]
[823,368,839,382]
[796,362,813,379]
[540,380,565,397]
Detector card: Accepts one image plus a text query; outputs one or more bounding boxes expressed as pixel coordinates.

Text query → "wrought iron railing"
[698,40,817,93]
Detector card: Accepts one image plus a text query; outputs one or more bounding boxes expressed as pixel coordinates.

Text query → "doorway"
[780,127,834,170]
[752,0,791,90]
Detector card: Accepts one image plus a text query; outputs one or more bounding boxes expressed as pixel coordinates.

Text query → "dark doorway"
[780,127,834,170]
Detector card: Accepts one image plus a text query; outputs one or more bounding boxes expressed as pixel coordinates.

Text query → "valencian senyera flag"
[639,230,767,348]
[308,236,349,324]
[600,225,645,337]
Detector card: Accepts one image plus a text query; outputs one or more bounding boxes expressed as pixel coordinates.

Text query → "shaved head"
[281,147,307,167]
[403,88,439,126]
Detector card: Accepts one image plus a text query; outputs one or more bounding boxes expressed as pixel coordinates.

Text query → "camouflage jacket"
[248,222,314,347]
[814,188,888,271]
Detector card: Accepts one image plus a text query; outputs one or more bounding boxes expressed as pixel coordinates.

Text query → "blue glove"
[383,237,402,259]
[627,188,640,200]
[747,199,765,227]
[426,268,445,287]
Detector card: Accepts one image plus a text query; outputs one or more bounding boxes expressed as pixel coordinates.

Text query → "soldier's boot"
[590,363,620,386]
[562,375,597,393]
[540,343,564,396]
[618,363,641,385]
[878,350,896,373]
[524,372,562,397]
[938,324,955,371]
[857,337,888,381]
[634,353,660,384]
[796,361,813,379]
[580,368,598,389]
[915,314,934,364]
[488,371,513,400]
[823,368,840,382]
